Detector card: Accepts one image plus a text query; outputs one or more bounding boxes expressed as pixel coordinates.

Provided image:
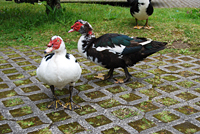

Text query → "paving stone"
[0,44,200,134]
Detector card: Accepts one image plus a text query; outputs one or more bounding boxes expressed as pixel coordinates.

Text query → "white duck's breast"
[134,0,149,20]
[37,54,81,89]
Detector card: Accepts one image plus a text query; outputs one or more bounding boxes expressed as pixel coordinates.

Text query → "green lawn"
[0,0,199,56]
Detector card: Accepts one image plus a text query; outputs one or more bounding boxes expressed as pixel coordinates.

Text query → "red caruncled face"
[48,37,61,49]
[69,21,84,32]
[44,37,62,53]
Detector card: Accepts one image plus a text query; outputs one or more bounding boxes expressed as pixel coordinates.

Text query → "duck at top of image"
[128,0,154,29]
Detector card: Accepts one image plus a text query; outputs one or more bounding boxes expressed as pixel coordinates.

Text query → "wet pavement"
[0,46,200,134]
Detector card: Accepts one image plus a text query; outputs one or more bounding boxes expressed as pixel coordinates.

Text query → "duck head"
[44,36,65,54]
[68,20,93,35]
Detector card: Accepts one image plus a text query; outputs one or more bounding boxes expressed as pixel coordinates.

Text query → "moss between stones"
[157,85,179,93]
[17,61,31,66]
[0,60,8,64]
[175,105,199,115]
[162,75,179,81]
[173,122,200,134]
[62,95,85,104]
[28,127,52,134]
[152,129,173,134]
[2,98,24,107]
[36,101,50,111]
[153,111,180,123]
[132,72,149,78]
[10,106,33,117]
[21,86,41,93]
[112,108,139,120]
[148,68,167,75]
[0,64,13,69]
[176,81,196,88]
[75,105,97,115]
[98,98,121,109]
[166,59,180,64]
[177,71,197,77]
[94,80,113,87]
[17,117,44,129]
[128,118,156,132]
[156,97,179,106]
[165,66,181,71]
[102,126,129,134]
[14,79,32,86]
[120,93,142,102]
[145,76,163,88]
[2,69,18,74]
[46,110,71,122]
[58,122,85,133]
[0,89,17,99]
[12,57,26,62]
[176,92,198,101]
[136,64,152,69]
[134,101,159,113]
[85,91,106,99]
[0,113,5,121]
[0,83,9,90]
[28,93,49,101]
[139,88,161,100]
[106,86,127,94]
[126,81,145,89]
[178,57,193,61]
[86,115,112,128]
[75,84,93,91]
[22,65,37,71]
[0,124,12,134]
[8,74,25,80]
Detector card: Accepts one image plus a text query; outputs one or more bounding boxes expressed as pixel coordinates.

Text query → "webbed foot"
[134,25,143,29]
[64,101,81,111]
[47,99,64,109]
[144,25,154,29]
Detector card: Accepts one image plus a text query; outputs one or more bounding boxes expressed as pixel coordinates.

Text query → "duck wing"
[146,1,154,16]
[94,34,152,55]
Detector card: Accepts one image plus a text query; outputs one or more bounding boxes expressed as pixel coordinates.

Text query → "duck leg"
[115,67,132,84]
[134,18,143,29]
[64,85,81,111]
[94,68,114,80]
[47,85,64,109]
[144,19,154,29]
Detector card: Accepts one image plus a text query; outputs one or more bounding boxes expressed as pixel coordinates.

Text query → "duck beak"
[44,47,54,54]
[68,28,74,33]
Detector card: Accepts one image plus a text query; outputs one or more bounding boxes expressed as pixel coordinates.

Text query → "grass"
[0,0,200,56]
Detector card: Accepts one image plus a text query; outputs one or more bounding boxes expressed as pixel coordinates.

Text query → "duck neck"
[78,32,95,58]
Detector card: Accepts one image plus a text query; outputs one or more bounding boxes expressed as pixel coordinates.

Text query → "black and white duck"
[128,0,154,29]
[68,20,167,83]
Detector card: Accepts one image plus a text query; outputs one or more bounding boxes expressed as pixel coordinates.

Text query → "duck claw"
[134,25,143,29]
[47,99,64,110]
[94,73,105,80]
[144,26,154,29]
[114,79,125,84]
[64,101,81,111]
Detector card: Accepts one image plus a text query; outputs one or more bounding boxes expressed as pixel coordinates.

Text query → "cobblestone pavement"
[60,0,200,8]
[152,0,200,8]
[0,46,200,134]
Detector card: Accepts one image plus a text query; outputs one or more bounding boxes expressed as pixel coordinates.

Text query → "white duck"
[36,35,82,110]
